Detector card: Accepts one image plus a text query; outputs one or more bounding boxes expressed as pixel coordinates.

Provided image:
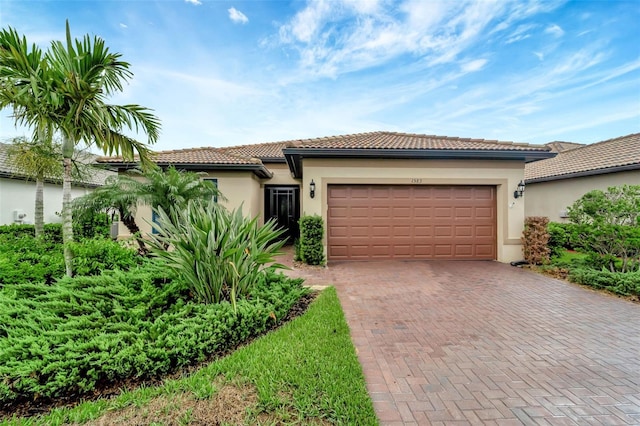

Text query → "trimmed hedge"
[299,215,325,265]
[0,267,307,403]
[568,268,640,296]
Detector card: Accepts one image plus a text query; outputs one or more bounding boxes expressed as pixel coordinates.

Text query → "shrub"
[149,200,286,308]
[73,211,112,240]
[299,215,325,265]
[0,223,63,244]
[0,224,36,239]
[0,234,138,286]
[568,268,640,296]
[70,238,140,276]
[0,235,64,286]
[0,267,306,404]
[547,222,572,257]
[522,216,550,265]
[567,185,640,272]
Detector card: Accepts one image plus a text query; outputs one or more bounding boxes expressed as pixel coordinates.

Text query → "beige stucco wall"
[300,158,527,263]
[0,177,93,225]
[262,162,298,186]
[525,170,640,222]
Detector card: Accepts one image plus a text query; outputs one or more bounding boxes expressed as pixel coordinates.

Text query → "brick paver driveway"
[287,260,640,425]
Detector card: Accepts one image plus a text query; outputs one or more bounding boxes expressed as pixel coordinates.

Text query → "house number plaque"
[410,178,423,183]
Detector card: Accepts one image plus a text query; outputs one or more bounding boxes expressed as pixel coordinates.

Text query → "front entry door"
[265,186,300,242]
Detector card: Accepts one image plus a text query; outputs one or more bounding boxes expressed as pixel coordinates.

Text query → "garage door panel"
[371,206,391,217]
[475,225,495,237]
[475,187,495,200]
[455,245,473,256]
[475,207,494,219]
[328,185,496,260]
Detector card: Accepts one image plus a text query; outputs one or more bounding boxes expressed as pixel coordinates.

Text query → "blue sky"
[0,0,638,151]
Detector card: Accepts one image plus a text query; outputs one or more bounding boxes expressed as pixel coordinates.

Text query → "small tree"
[72,175,148,253]
[567,185,640,272]
[6,137,62,237]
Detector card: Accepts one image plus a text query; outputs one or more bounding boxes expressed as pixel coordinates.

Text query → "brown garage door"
[328,185,496,260]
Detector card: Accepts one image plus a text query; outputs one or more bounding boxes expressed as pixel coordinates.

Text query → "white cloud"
[273,0,567,79]
[504,23,536,44]
[461,59,488,73]
[119,23,128,29]
[185,0,201,5]
[228,7,249,24]
[545,24,564,37]
[533,51,544,61]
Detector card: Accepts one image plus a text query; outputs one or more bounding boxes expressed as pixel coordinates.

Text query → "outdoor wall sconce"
[514,180,525,199]
[309,179,316,199]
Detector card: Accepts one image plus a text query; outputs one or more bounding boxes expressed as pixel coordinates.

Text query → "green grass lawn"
[3,287,378,426]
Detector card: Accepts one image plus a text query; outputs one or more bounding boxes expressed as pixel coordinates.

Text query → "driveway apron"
[287,260,640,425]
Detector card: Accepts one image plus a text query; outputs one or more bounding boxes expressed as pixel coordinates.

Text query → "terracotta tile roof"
[0,142,114,187]
[97,147,262,165]
[282,131,549,151]
[525,133,640,182]
[222,141,289,160]
[97,131,551,170]
[544,141,585,153]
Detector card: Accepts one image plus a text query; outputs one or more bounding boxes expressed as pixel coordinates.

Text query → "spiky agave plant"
[149,199,287,309]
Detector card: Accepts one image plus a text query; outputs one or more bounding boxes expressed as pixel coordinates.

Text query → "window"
[151,210,159,235]
[204,178,218,203]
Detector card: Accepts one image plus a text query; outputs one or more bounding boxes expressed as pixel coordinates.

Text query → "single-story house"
[98,131,554,263]
[525,133,640,222]
[0,142,114,226]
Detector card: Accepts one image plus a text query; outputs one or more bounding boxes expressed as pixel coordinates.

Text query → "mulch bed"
[0,291,318,421]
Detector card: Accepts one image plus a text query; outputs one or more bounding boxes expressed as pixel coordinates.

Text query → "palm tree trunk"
[120,210,148,255]
[62,136,74,276]
[34,177,44,238]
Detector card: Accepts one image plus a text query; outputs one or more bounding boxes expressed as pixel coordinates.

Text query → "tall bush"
[299,215,325,265]
[567,185,640,272]
[522,216,550,265]
[149,200,286,308]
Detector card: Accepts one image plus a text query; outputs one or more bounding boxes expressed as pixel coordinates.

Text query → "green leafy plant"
[72,212,112,240]
[149,200,286,308]
[567,185,640,272]
[299,215,325,266]
[569,268,640,296]
[70,238,140,276]
[0,266,306,404]
[0,234,64,286]
[0,231,138,286]
[0,223,62,243]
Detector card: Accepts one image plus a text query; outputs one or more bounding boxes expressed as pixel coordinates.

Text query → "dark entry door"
[265,186,300,242]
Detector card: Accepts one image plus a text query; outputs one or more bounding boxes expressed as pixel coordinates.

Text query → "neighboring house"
[525,133,640,222]
[98,131,554,263]
[0,142,114,226]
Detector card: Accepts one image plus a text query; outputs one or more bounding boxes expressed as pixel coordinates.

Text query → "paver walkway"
[283,258,640,425]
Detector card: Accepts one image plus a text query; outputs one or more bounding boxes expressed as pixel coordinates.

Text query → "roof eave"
[97,161,274,179]
[0,171,103,188]
[526,163,640,184]
[283,148,555,178]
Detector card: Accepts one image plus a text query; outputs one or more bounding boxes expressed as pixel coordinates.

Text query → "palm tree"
[73,167,224,254]
[0,22,161,276]
[136,166,225,221]
[72,174,149,254]
[6,136,63,237]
